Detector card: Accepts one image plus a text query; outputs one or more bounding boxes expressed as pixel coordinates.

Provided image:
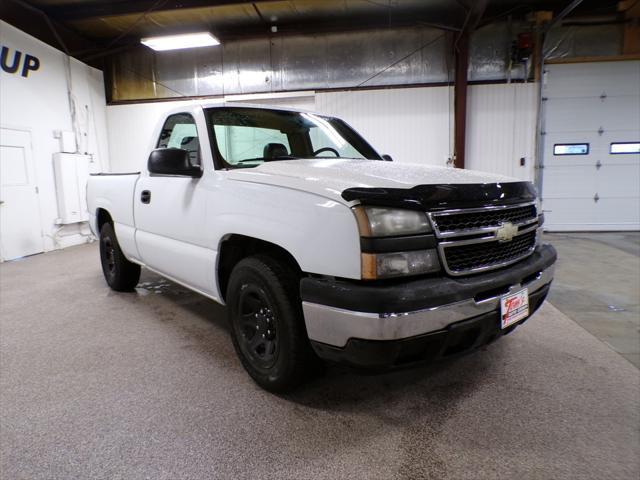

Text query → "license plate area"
[500,288,529,329]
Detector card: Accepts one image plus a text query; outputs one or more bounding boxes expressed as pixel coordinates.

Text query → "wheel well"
[218,235,302,301]
[96,209,113,233]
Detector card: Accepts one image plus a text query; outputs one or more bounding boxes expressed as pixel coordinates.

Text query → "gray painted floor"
[545,232,640,368]
[1,242,639,479]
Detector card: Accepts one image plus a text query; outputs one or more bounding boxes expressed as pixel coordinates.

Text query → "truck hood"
[226,158,521,205]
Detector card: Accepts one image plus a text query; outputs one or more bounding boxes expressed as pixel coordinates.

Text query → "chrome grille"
[444,231,537,273]
[429,202,539,276]
[432,205,537,235]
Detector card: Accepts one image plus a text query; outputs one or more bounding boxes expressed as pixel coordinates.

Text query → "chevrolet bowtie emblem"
[496,222,518,242]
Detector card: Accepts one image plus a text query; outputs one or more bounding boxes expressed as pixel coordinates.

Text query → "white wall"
[0,21,110,251]
[316,87,454,167]
[466,83,538,181]
[106,84,538,182]
[107,100,192,173]
[317,84,538,181]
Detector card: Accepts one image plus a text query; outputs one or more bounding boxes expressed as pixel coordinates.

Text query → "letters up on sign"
[0,46,40,78]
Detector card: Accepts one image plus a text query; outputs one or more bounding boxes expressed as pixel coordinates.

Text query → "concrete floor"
[544,232,640,367]
[1,242,639,479]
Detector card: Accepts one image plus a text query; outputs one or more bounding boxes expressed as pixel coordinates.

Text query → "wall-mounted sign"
[0,45,40,78]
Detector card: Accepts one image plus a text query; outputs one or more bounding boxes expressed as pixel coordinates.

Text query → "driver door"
[134,113,214,294]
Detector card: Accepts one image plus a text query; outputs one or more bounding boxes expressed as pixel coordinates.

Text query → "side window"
[157,113,200,165]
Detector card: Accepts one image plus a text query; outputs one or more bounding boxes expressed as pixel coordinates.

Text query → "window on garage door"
[610,142,640,154]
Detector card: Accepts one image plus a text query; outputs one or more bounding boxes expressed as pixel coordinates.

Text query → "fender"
[208,182,362,288]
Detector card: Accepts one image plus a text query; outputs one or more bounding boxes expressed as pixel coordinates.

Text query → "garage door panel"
[605,150,640,166]
[540,198,638,231]
[542,198,596,230]
[595,198,640,229]
[544,61,640,98]
[542,165,597,197]
[597,164,640,196]
[544,96,640,133]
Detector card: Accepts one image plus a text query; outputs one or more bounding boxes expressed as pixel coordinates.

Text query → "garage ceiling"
[1,0,624,65]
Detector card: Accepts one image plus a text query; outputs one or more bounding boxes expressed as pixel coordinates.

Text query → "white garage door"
[541,61,640,231]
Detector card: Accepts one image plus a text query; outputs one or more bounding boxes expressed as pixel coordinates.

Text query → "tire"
[226,255,317,392]
[99,222,141,291]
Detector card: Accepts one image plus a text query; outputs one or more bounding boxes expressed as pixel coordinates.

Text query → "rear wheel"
[226,255,317,392]
[99,223,141,291]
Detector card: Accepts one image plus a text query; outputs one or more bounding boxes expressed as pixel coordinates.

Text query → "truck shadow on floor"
[113,271,509,476]
[128,270,499,412]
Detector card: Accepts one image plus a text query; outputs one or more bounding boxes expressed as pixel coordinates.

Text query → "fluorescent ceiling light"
[141,32,220,51]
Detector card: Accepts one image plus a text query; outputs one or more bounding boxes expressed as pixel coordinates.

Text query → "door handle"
[141,190,151,204]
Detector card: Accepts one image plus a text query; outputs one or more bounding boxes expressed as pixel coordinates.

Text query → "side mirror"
[382,154,393,162]
[148,148,202,178]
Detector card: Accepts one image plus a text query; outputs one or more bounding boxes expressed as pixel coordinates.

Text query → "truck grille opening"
[430,202,539,276]
[443,230,537,274]
[432,204,537,234]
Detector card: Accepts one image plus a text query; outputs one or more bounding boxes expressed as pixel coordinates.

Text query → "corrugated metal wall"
[110,26,453,102]
[107,21,623,103]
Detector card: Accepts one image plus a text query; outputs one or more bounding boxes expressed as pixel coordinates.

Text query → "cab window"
[157,113,200,165]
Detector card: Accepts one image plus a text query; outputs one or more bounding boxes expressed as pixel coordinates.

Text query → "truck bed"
[86,172,141,238]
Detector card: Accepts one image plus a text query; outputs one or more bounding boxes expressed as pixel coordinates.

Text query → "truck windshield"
[205,107,382,168]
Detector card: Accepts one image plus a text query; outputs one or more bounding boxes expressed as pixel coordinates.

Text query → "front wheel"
[99,223,141,291]
[226,255,317,392]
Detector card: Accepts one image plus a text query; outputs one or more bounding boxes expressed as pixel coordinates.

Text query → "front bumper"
[301,244,556,368]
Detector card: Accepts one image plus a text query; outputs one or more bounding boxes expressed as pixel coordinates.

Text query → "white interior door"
[0,128,43,261]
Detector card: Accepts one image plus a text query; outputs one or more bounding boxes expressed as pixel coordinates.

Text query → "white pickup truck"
[87,102,557,391]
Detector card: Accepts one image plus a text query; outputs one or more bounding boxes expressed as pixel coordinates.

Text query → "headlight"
[362,250,440,279]
[353,206,439,279]
[353,206,431,237]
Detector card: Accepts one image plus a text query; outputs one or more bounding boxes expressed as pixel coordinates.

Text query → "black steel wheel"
[236,285,279,369]
[226,255,318,392]
[99,223,141,291]
[102,235,117,276]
